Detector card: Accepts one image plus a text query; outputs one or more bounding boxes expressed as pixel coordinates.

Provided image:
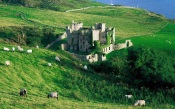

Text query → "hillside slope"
[1,43,175,109]
[1,2,175,108]
[0,4,168,39]
[0,44,139,109]
[1,0,103,11]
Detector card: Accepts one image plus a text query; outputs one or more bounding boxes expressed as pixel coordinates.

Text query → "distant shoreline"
[98,0,175,19]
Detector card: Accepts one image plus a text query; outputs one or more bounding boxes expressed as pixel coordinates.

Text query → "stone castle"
[65,21,115,62]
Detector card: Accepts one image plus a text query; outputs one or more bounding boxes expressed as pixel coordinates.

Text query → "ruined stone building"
[66,21,115,62]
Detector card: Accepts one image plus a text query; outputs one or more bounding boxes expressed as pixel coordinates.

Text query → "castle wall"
[115,40,133,50]
[95,23,106,32]
[71,22,83,31]
[102,44,114,54]
[61,44,67,50]
[112,28,115,42]
[73,53,98,63]
[99,32,107,44]
[92,30,100,46]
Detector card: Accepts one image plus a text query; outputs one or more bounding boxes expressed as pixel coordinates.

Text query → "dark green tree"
[126,46,175,89]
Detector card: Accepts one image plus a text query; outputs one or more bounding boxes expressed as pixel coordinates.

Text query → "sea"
[98,0,175,19]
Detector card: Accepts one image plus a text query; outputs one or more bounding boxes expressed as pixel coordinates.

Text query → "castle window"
[109,47,110,50]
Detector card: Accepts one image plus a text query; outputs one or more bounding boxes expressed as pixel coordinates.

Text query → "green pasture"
[0,4,168,39]
[0,44,174,108]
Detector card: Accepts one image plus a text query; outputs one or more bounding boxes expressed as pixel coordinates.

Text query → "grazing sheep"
[48,92,58,100]
[5,61,10,66]
[125,94,132,98]
[19,88,27,97]
[36,45,39,49]
[17,46,24,52]
[12,47,15,52]
[134,100,145,106]
[17,46,20,49]
[48,63,52,66]
[19,48,24,51]
[27,49,32,53]
[3,47,9,51]
[55,56,60,61]
[84,65,87,70]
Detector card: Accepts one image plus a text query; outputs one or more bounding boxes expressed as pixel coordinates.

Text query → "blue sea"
[98,0,175,19]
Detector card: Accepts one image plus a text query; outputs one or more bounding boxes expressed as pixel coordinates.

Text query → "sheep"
[17,46,24,52]
[19,48,24,52]
[134,100,145,106]
[12,47,15,52]
[3,47,9,51]
[84,65,87,70]
[5,61,10,66]
[27,49,32,54]
[55,56,60,61]
[125,94,132,99]
[48,92,58,100]
[36,45,39,49]
[48,63,52,67]
[19,88,27,97]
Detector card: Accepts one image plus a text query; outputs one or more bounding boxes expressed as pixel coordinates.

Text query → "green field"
[1,44,175,109]
[1,2,175,109]
[0,4,169,38]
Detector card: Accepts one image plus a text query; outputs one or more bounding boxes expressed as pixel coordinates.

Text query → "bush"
[0,26,58,46]
[126,46,175,89]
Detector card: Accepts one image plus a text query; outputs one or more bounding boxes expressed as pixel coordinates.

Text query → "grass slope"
[1,0,103,12]
[0,4,168,38]
[1,44,175,109]
[0,44,141,109]
[1,2,175,109]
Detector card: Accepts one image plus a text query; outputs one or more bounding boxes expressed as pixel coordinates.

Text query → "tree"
[126,46,175,89]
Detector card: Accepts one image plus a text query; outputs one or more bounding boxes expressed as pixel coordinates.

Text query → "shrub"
[126,46,175,89]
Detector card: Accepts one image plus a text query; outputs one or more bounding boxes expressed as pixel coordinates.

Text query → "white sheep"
[5,61,10,66]
[125,94,132,98]
[19,48,24,52]
[17,46,21,50]
[134,100,146,106]
[48,63,52,66]
[27,49,32,53]
[36,45,39,49]
[55,56,60,61]
[84,65,87,70]
[12,47,15,52]
[3,47,9,51]
[17,46,24,52]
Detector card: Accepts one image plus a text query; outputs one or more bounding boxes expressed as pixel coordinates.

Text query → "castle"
[66,21,115,62]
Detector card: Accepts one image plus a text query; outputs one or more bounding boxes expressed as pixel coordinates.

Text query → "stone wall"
[115,40,133,50]
[102,44,114,54]
[73,53,99,63]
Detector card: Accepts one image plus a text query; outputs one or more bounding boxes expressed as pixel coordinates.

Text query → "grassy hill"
[1,0,103,11]
[0,44,114,108]
[0,4,168,39]
[1,44,175,109]
[1,2,175,109]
